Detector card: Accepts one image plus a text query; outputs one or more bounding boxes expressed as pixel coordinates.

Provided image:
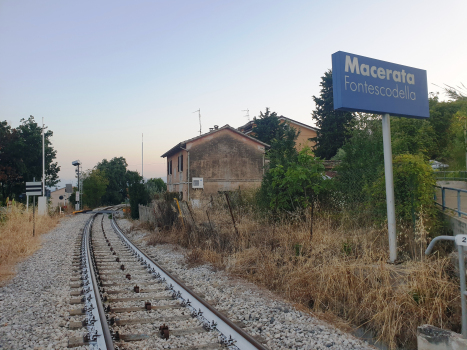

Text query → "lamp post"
[72,160,82,210]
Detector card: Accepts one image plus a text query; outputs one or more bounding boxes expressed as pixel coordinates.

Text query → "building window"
[168,160,172,175]
[178,154,183,172]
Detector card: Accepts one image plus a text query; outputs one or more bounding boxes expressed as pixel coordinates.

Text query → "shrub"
[369,154,438,228]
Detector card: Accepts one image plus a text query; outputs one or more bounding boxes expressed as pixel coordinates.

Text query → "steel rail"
[81,214,115,350]
[110,215,268,350]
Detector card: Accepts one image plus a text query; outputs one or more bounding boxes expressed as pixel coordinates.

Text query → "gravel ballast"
[0,214,89,350]
[117,217,375,350]
[0,213,377,350]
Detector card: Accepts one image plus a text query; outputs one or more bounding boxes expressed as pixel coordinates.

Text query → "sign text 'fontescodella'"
[332,51,429,118]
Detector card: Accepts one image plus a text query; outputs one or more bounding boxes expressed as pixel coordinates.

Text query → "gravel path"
[118,217,375,350]
[0,214,89,350]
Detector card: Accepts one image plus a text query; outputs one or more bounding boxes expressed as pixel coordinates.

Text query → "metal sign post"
[332,51,429,263]
[33,195,36,237]
[26,180,42,236]
[382,114,397,262]
[426,235,467,338]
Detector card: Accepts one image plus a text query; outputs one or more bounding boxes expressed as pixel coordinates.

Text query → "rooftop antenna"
[242,109,250,121]
[193,109,201,135]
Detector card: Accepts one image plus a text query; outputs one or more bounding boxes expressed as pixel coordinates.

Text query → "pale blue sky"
[1,0,466,187]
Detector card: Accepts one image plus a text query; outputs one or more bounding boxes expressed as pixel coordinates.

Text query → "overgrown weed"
[0,204,60,283]
[148,192,459,349]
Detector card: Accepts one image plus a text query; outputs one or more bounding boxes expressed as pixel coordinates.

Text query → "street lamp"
[72,160,82,210]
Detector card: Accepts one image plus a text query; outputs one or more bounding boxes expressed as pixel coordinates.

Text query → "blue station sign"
[332,51,429,118]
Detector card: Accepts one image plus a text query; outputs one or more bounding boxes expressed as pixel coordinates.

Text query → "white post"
[142,133,144,181]
[382,113,397,263]
[26,195,29,210]
[42,117,45,195]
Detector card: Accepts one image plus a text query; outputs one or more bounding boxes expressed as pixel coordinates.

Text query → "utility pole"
[242,109,250,121]
[142,133,144,181]
[42,117,45,195]
[78,163,80,210]
[193,109,201,135]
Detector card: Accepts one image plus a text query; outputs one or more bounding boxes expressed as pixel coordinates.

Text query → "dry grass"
[148,193,460,349]
[0,204,60,283]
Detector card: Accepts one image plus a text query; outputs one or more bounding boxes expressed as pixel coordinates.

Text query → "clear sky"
[1,0,466,188]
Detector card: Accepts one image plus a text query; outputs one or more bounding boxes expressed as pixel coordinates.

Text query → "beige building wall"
[165,128,266,200]
[166,149,188,196]
[188,129,265,198]
[291,124,317,151]
[50,187,71,208]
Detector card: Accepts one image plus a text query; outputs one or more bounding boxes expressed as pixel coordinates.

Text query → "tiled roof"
[161,124,269,158]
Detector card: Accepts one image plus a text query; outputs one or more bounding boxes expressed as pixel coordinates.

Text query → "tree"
[146,178,167,199]
[312,70,354,159]
[126,171,150,219]
[0,116,60,202]
[437,83,467,101]
[0,121,21,200]
[250,109,300,209]
[82,169,109,208]
[96,157,128,205]
[268,146,326,212]
[335,113,384,204]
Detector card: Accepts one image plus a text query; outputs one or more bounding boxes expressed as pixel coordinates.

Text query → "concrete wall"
[188,128,265,197]
[442,212,467,236]
[417,325,467,350]
[139,201,193,227]
[138,204,157,225]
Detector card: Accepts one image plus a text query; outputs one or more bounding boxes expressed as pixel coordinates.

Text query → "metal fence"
[435,171,467,181]
[434,185,467,218]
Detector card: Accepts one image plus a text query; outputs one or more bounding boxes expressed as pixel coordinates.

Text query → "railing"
[435,170,467,181]
[426,235,467,338]
[434,185,467,217]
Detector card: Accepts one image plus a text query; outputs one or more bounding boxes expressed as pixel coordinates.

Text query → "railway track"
[68,209,268,349]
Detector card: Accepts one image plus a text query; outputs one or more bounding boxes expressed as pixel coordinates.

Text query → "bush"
[369,154,438,227]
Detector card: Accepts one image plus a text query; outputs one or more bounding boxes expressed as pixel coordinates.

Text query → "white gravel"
[0,214,89,350]
[117,217,376,350]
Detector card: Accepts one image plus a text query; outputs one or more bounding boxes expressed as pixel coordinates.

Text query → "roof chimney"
[209,128,214,132]
[214,125,219,130]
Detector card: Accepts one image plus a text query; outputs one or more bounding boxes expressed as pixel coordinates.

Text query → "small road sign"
[26,182,43,196]
[456,235,467,247]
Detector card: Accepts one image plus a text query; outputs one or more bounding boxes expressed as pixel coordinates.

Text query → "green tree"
[390,116,437,158]
[0,121,21,201]
[268,146,326,211]
[250,109,300,209]
[96,157,128,204]
[146,178,167,199]
[0,116,60,201]
[126,171,150,219]
[250,108,297,149]
[82,169,109,208]
[335,113,384,204]
[312,70,354,159]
